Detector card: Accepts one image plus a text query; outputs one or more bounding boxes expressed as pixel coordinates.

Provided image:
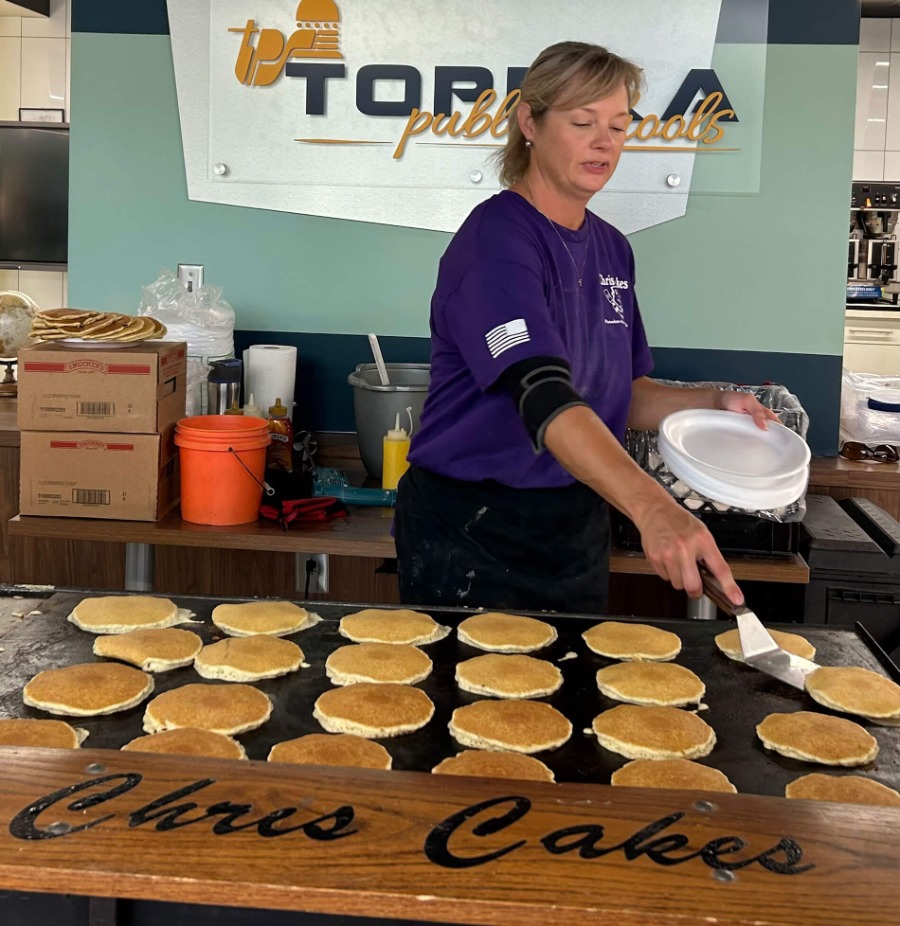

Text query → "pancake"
[93,628,203,672]
[455,653,563,699]
[143,683,272,735]
[457,612,557,653]
[23,663,154,717]
[582,621,681,662]
[313,683,434,738]
[194,635,304,682]
[211,600,313,637]
[433,749,555,782]
[756,711,879,766]
[69,596,187,634]
[0,718,88,749]
[339,608,450,645]
[805,666,900,724]
[715,627,815,663]
[325,643,432,686]
[591,705,716,760]
[268,733,392,770]
[785,773,900,807]
[610,758,736,793]
[449,700,572,754]
[122,728,247,760]
[595,662,705,707]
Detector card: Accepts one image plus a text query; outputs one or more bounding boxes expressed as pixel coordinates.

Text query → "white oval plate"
[660,440,809,510]
[660,409,810,480]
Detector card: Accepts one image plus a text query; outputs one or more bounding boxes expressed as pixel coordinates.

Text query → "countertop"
[2,396,813,582]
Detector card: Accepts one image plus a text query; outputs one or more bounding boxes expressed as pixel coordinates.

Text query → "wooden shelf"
[9,510,809,584]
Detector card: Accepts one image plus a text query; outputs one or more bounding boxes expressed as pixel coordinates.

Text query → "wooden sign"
[0,747,896,924]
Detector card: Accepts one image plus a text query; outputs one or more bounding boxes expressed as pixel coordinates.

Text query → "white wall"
[854,17,900,181]
[0,0,69,310]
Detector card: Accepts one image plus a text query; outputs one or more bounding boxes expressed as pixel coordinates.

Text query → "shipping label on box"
[19,429,179,521]
[17,341,187,433]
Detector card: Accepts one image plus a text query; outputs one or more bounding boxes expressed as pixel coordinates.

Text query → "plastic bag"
[139,269,235,416]
[625,381,809,523]
[840,368,900,445]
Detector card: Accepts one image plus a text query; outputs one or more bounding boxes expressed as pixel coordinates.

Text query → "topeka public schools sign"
[168,0,749,232]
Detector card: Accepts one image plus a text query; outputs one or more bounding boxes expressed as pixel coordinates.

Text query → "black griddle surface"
[0,591,898,798]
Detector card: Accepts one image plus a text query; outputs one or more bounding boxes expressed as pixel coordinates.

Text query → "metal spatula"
[700,570,819,690]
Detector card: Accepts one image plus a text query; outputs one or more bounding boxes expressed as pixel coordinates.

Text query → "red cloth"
[259,495,347,529]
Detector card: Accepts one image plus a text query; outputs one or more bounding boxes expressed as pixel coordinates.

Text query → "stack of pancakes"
[30,308,166,343]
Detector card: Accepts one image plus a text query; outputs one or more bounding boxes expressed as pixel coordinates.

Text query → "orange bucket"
[175,415,271,525]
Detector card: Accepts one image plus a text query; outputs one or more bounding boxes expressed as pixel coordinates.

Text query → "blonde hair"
[495,42,643,188]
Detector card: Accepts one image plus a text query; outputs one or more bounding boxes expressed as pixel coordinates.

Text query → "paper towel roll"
[243,344,297,414]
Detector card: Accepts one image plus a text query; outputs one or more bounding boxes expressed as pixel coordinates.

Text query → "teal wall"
[69,34,855,357]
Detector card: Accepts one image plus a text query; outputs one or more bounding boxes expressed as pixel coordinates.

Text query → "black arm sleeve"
[493,355,589,452]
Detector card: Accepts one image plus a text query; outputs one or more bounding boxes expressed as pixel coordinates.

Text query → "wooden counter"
[0,746,895,926]
[3,396,809,608]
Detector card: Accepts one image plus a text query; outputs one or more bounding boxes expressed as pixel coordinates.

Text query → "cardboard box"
[19,428,179,521]
[17,341,187,433]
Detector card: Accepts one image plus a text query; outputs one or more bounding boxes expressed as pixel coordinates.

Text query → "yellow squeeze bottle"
[382,413,411,490]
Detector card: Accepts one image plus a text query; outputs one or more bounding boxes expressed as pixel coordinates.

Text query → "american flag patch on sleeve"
[485,318,530,358]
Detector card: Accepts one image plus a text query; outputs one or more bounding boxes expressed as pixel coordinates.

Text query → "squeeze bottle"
[243,393,263,418]
[382,413,411,490]
[266,397,294,472]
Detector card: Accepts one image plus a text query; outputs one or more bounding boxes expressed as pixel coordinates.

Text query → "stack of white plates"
[657,409,810,510]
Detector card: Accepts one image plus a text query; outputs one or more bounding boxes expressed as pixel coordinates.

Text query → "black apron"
[395,465,609,614]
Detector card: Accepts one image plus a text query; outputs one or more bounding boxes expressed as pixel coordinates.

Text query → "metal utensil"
[700,570,820,690]
[367,333,390,386]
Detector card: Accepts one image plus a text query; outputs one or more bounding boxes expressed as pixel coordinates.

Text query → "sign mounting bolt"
[666,173,681,188]
[213,163,229,177]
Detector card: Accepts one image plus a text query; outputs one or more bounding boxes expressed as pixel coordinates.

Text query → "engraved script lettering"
[10,774,357,842]
[424,798,815,874]
[9,780,814,876]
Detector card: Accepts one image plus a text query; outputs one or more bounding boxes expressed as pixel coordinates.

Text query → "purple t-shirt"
[409,190,654,489]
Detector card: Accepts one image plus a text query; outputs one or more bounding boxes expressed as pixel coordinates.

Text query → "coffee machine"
[850,182,900,302]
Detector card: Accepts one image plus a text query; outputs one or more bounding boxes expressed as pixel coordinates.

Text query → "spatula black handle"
[699,567,740,618]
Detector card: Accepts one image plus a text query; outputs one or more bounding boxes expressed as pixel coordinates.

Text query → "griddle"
[0,589,898,799]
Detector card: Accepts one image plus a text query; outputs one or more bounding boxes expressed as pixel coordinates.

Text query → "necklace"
[518,183,592,287]
[545,215,592,287]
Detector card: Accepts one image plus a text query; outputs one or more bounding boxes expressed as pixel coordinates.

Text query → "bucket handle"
[228,447,276,496]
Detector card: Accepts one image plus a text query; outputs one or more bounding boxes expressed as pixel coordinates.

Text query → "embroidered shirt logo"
[600,274,629,327]
[485,318,530,358]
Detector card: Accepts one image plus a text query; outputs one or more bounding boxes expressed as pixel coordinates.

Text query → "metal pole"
[124,543,155,592]
[686,594,718,620]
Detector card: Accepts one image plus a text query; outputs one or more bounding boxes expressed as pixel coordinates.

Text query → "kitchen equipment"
[2,588,897,796]
[701,571,819,690]
[868,238,898,285]
[347,362,430,480]
[849,237,860,278]
[207,358,242,415]
[367,332,390,386]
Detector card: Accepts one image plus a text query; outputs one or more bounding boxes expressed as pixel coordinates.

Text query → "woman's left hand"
[714,390,781,431]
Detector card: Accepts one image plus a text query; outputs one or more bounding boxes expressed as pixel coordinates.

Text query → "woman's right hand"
[632,496,744,606]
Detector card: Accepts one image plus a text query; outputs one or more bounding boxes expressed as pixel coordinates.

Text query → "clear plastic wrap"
[139,269,235,415]
[625,381,809,523]
[840,368,900,446]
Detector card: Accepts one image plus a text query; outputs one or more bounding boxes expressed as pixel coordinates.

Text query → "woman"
[395,41,776,614]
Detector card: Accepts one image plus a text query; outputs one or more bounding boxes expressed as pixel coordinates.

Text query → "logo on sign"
[227,1,739,161]
[231,0,342,87]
